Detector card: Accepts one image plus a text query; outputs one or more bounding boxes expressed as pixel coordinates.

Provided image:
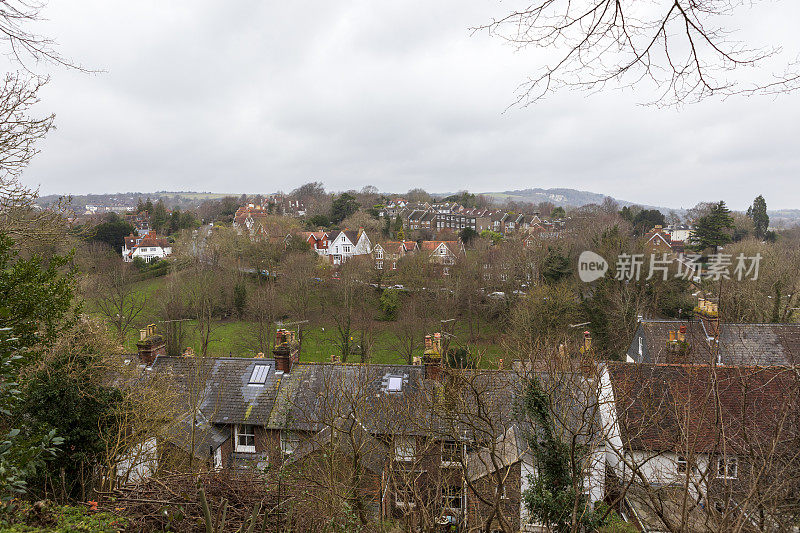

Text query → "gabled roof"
[420,240,461,254]
[328,229,359,245]
[607,363,800,453]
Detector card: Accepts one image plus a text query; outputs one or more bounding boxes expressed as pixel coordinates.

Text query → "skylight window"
[387,375,403,392]
[249,364,270,385]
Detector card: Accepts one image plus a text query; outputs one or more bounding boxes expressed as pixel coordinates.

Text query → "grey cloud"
[14,0,800,211]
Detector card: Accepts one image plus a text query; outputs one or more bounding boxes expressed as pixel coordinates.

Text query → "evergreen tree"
[150,199,168,234]
[690,201,734,253]
[748,195,769,240]
[631,209,666,236]
[521,379,606,532]
[233,282,247,319]
[0,234,73,500]
[392,215,403,237]
[329,193,359,224]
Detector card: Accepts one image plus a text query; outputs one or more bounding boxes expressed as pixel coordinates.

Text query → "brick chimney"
[696,299,720,339]
[423,333,443,380]
[136,324,166,366]
[273,328,299,373]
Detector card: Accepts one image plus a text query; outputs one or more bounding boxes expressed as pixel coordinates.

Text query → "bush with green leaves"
[0,233,73,502]
[0,502,126,532]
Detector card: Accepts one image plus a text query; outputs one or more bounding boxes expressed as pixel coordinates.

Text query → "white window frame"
[717,456,738,479]
[281,430,300,456]
[441,440,462,467]
[235,424,256,453]
[395,482,416,508]
[676,455,688,475]
[394,437,416,462]
[442,483,463,510]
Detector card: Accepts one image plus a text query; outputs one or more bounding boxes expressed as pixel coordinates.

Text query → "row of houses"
[117,303,800,532]
[300,229,466,272]
[400,203,565,238]
[232,200,306,237]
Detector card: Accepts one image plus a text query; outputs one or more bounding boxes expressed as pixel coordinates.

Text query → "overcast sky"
[15,1,800,210]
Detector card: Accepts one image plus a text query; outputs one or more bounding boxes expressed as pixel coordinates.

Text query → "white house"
[122,232,172,263]
[327,228,372,265]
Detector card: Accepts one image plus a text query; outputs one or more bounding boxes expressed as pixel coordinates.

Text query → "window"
[394,438,415,462]
[500,273,508,282]
[249,364,270,385]
[387,375,403,392]
[376,249,383,259]
[442,484,463,509]
[443,267,450,276]
[676,456,687,474]
[281,431,300,455]
[442,440,462,465]
[717,457,738,479]
[235,424,256,453]
[396,483,415,507]
[376,260,383,270]
[343,245,351,253]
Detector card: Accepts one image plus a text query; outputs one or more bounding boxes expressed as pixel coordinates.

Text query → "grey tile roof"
[626,320,800,366]
[144,357,605,474]
[150,356,283,426]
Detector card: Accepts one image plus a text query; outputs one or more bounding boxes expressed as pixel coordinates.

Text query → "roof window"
[249,364,270,385]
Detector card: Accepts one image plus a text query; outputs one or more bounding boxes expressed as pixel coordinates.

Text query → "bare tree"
[477,1,800,105]
[91,252,147,345]
[246,281,279,355]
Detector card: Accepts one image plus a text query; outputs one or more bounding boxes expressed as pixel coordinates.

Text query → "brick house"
[599,362,800,532]
[372,240,418,270]
[121,334,608,532]
[299,231,329,257]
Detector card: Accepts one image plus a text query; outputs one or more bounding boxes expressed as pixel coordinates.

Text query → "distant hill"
[480,188,671,212]
[35,188,800,227]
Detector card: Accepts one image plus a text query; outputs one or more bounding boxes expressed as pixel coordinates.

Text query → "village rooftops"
[627,319,800,366]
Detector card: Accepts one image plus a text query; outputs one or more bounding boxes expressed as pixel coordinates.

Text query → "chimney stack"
[696,299,720,339]
[423,332,444,380]
[273,328,299,373]
[136,324,166,366]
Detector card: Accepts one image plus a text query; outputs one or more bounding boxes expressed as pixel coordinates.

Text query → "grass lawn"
[104,274,507,367]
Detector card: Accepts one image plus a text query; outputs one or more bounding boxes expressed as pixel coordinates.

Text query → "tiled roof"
[150,357,283,426]
[627,320,800,366]
[420,240,460,253]
[607,363,800,453]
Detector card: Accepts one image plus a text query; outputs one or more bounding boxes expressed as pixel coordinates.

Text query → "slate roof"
[626,320,800,366]
[150,356,283,427]
[143,357,607,477]
[328,229,359,244]
[607,363,800,453]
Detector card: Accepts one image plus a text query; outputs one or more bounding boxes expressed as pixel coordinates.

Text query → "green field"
[103,275,506,366]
